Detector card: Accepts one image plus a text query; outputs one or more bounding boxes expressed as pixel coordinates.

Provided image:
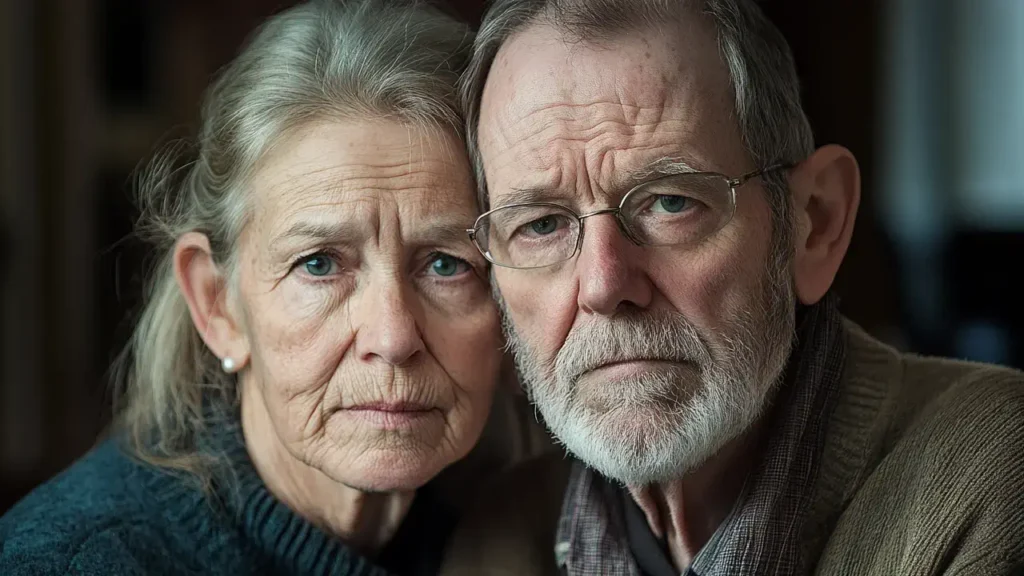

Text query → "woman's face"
[235,120,501,491]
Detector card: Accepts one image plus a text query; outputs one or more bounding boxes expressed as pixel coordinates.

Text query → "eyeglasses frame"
[466,163,793,270]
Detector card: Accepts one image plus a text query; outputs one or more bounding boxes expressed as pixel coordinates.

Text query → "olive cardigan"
[440,321,1024,575]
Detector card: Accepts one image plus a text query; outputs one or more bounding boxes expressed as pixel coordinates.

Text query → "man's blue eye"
[529,217,558,235]
[430,254,462,277]
[656,195,689,213]
[304,256,334,276]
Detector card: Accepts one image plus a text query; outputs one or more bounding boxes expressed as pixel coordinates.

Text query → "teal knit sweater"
[0,420,454,575]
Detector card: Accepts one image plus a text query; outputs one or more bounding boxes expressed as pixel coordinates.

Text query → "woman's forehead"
[255,119,471,193]
[247,120,478,248]
[262,195,475,248]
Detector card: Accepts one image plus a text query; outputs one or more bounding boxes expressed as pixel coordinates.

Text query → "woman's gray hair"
[460,0,814,250]
[115,0,472,485]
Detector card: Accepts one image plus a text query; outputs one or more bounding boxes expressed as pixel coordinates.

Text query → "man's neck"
[240,381,415,555]
[627,425,762,571]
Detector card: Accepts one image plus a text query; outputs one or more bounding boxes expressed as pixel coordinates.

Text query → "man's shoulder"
[903,351,1024,421]
[439,451,573,576]
[893,350,1024,479]
[821,323,1024,573]
[890,343,1023,450]
[877,341,1024,475]
[842,319,1024,448]
[843,320,1024,485]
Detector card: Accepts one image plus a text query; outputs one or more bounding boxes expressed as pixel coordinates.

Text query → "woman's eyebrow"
[266,222,364,263]
[270,218,474,252]
[276,221,361,243]
[406,220,477,247]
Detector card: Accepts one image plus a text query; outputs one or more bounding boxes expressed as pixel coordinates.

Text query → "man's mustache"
[554,311,714,383]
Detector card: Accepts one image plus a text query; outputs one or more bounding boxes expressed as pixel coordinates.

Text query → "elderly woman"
[0,1,543,574]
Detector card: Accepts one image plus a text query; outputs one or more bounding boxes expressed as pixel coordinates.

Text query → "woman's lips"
[341,402,439,429]
[345,401,433,412]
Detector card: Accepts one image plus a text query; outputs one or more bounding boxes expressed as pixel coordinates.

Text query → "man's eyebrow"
[491,186,561,207]
[626,157,703,184]
[490,157,709,207]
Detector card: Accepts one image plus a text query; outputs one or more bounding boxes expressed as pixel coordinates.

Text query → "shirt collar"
[554,294,847,576]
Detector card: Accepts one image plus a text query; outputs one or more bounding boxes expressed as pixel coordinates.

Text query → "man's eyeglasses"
[466,164,792,270]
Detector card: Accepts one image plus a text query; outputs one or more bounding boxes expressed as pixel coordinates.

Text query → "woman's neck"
[239,382,415,555]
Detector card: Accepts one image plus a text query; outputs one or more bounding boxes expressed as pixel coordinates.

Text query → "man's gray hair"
[460,0,814,245]
[115,0,471,488]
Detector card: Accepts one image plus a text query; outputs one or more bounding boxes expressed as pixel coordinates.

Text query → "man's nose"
[575,213,653,316]
[355,275,425,366]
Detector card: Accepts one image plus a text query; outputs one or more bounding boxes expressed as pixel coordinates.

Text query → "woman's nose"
[355,276,425,367]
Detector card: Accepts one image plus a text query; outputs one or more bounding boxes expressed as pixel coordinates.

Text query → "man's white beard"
[500,254,797,486]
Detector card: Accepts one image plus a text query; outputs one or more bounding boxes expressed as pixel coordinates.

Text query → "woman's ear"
[787,144,861,305]
[173,232,250,371]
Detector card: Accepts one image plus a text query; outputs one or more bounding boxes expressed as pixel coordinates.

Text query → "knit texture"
[438,319,1024,576]
[0,413,454,576]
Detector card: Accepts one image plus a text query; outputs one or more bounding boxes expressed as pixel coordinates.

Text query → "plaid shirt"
[554,296,847,576]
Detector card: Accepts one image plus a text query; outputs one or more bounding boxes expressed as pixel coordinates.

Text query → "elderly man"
[439,0,1024,575]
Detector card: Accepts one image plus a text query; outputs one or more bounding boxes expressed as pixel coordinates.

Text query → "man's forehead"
[478,18,738,200]
[482,17,729,117]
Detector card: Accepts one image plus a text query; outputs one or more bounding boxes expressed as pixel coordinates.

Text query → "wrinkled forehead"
[477,17,738,186]
[244,120,478,246]
[490,16,727,97]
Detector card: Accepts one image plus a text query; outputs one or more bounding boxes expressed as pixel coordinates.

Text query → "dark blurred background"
[2,0,1022,513]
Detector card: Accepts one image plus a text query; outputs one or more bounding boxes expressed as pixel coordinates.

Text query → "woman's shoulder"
[0,439,188,575]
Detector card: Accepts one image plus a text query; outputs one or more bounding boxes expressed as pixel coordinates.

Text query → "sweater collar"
[202,410,394,576]
[797,316,905,564]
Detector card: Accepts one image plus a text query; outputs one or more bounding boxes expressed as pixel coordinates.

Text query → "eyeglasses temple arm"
[730,162,796,187]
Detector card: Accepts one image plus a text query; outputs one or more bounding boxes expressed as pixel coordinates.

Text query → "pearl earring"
[221,357,237,373]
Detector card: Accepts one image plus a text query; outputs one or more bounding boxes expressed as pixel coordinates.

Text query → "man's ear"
[788,144,861,305]
[173,232,250,370]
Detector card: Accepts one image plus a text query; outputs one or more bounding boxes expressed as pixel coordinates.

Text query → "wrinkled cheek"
[422,291,502,384]
[429,316,503,453]
[248,290,353,445]
[495,270,573,366]
[440,392,494,461]
[451,322,503,386]
[261,285,347,373]
[656,236,761,336]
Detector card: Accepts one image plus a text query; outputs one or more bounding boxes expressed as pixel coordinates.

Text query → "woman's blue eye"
[303,255,334,277]
[430,254,464,277]
[655,195,690,213]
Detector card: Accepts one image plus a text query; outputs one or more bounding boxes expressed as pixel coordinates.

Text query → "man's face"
[477,19,797,484]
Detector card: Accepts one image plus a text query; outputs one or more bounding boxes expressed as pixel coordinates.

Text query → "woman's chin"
[313,412,464,490]
[323,448,451,493]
